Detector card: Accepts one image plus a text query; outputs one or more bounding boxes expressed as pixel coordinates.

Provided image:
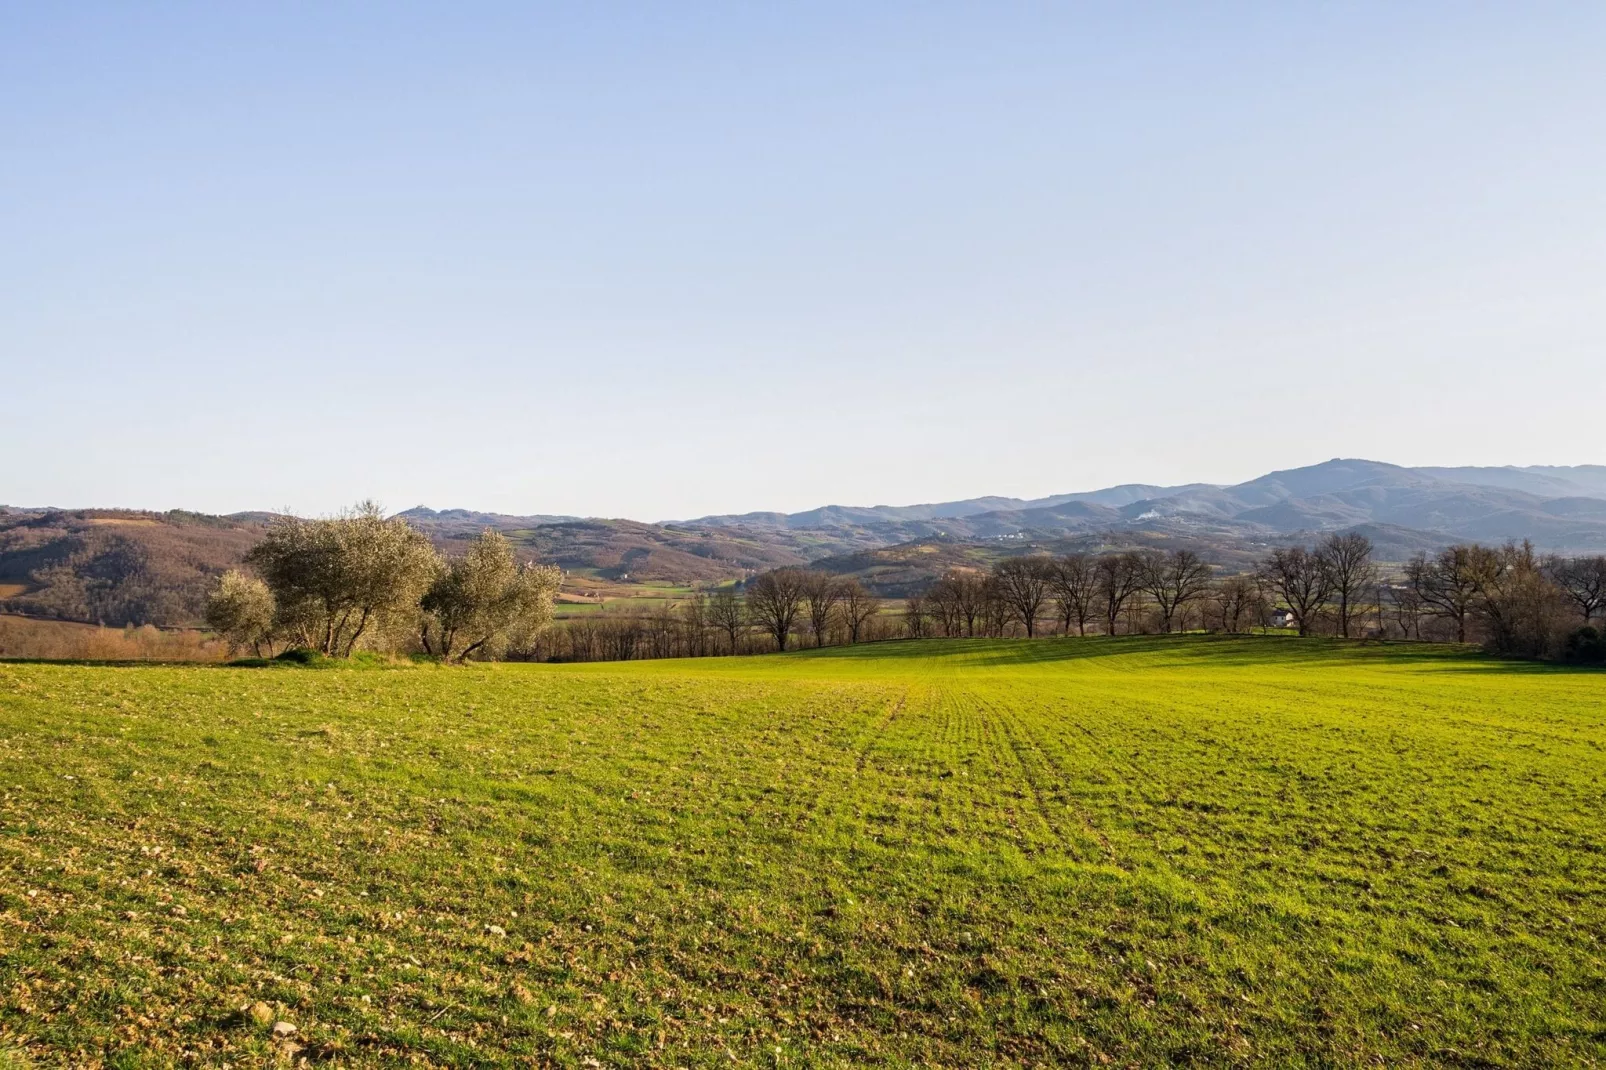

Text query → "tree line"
[523,571,893,662]
[205,505,1606,665]
[535,535,1606,665]
[1394,541,1605,658]
[206,503,560,661]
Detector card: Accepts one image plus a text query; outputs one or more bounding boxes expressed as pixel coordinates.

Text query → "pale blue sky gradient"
[4,3,1603,519]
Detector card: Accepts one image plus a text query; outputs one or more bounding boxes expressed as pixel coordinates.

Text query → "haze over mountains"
[4,459,1604,630]
[387,459,1606,591]
[404,458,1606,559]
[684,459,1606,534]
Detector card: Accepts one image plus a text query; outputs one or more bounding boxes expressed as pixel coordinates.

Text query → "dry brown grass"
[0,614,227,661]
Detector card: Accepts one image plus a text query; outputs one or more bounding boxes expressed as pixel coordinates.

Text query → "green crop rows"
[1,636,1602,1066]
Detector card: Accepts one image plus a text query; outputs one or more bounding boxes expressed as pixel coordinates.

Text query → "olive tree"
[246,501,437,656]
[420,530,560,661]
[205,570,278,656]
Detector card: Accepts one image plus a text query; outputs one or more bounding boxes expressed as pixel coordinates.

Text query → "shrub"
[1563,626,1606,665]
[205,570,277,656]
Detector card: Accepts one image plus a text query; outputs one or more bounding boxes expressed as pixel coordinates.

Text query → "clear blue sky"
[4,3,1603,520]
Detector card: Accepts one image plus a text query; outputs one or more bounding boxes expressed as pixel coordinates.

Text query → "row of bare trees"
[908,549,1218,639]
[1393,542,1606,657]
[524,538,1606,663]
[903,536,1606,659]
[526,570,889,662]
[1254,534,1605,657]
[1247,534,1606,657]
[742,569,883,651]
[1256,532,1377,638]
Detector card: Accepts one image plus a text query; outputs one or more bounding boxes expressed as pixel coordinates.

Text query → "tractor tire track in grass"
[851,690,908,777]
[967,686,1116,868]
[3,639,1604,1067]
[982,684,1124,867]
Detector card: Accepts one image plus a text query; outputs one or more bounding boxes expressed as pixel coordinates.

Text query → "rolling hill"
[680,459,1606,554]
[4,458,1603,627]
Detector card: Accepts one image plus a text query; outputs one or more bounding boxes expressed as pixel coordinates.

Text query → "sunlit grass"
[0,637,1602,1066]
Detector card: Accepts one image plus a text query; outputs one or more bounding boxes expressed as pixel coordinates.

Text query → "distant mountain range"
[4,459,1604,627]
[682,459,1606,530]
[389,459,1606,592]
[663,459,1606,554]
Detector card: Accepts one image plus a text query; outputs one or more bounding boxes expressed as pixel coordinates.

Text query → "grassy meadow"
[0,637,1602,1067]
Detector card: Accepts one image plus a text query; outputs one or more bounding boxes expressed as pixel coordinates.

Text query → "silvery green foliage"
[421,529,560,661]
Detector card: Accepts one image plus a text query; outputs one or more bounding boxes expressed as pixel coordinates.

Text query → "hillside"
[0,508,266,627]
[395,510,817,581]
[2,639,1601,1065]
[5,458,1604,628]
[680,459,1606,552]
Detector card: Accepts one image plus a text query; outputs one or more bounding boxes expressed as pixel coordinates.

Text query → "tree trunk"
[343,608,373,658]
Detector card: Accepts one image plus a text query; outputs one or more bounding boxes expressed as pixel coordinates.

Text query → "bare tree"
[1049,553,1098,635]
[951,570,988,636]
[1386,583,1424,639]
[837,579,882,643]
[707,587,746,654]
[903,592,928,638]
[678,594,709,657]
[981,578,1010,637]
[1257,546,1331,637]
[924,574,964,637]
[1544,554,1606,625]
[601,613,643,661]
[1407,546,1481,643]
[1470,540,1566,657]
[991,556,1052,637]
[802,571,843,648]
[1136,549,1214,633]
[1211,574,1260,633]
[1318,532,1376,638]
[746,568,808,651]
[1095,552,1143,635]
[645,604,677,659]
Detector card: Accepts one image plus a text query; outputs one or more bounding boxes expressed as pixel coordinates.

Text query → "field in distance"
[1,638,1602,1066]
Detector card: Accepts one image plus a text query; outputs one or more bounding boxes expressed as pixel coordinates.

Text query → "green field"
[1,638,1603,1067]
